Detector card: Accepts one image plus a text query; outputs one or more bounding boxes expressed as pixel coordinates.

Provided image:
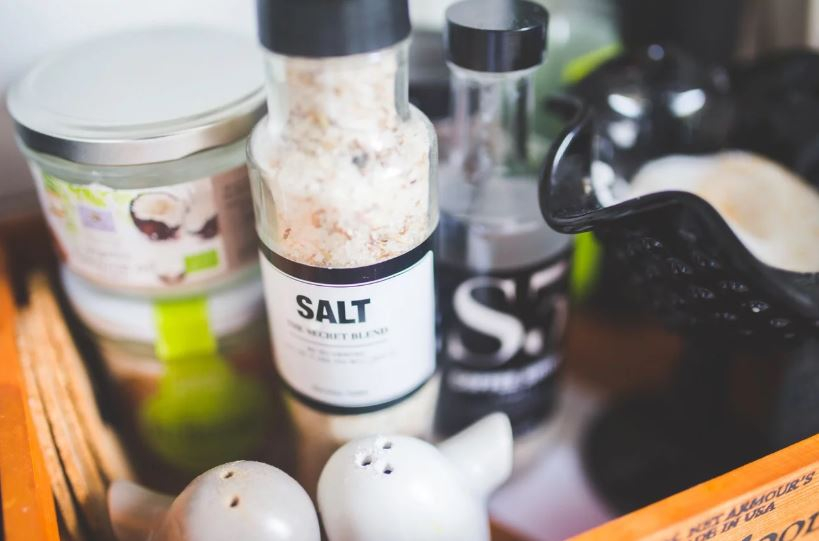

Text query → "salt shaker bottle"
[248,0,439,489]
[435,0,573,466]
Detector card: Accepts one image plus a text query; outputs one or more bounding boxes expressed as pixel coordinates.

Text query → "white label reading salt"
[261,251,436,409]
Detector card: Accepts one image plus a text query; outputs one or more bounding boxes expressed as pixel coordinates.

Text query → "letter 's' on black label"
[435,250,570,436]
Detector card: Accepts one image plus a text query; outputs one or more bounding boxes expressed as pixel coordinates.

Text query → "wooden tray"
[2,215,817,541]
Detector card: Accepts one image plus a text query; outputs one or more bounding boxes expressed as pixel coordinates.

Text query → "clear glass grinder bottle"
[436,0,573,461]
[248,0,439,487]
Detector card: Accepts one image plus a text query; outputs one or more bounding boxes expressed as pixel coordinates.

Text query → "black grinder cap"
[257,0,411,57]
[445,0,549,73]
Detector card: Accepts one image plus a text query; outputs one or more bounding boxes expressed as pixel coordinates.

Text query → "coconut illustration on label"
[184,186,220,240]
[130,192,186,241]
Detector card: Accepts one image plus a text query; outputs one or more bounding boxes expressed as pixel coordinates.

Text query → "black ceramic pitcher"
[540,46,819,513]
[540,47,819,343]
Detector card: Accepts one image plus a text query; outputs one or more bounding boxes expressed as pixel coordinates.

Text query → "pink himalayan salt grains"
[252,49,434,268]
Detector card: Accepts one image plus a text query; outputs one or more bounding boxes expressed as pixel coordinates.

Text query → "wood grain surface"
[0,243,60,541]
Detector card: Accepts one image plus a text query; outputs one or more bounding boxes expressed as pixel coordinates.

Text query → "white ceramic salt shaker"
[108,461,320,541]
[317,413,513,541]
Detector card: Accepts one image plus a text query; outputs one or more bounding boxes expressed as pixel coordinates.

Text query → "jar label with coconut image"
[31,164,257,293]
[260,238,436,411]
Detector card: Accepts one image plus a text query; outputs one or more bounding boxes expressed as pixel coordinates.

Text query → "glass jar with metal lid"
[7,28,265,297]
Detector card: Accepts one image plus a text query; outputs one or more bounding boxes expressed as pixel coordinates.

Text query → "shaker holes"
[229,496,240,508]
[383,441,392,450]
[383,465,394,475]
[222,471,234,479]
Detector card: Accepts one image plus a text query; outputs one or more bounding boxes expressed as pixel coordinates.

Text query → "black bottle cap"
[445,0,548,73]
[257,0,411,58]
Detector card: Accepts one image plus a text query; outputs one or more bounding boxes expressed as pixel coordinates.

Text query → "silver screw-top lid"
[7,27,265,166]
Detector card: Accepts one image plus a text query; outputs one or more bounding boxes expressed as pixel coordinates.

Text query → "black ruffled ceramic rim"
[539,99,819,322]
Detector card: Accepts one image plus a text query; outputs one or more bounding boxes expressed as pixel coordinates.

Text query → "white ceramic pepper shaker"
[108,461,320,541]
[317,413,513,541]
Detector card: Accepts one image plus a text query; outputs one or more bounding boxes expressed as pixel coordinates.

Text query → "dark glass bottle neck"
[448,65,538,175]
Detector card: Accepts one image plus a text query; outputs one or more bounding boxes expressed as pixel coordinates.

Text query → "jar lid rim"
[7,27,266,166]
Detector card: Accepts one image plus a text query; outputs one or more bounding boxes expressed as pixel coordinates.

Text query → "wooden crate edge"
[0,243,61,541]
[573,434,819,541]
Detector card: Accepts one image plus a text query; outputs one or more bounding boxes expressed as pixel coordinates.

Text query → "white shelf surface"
[491,383,616,541]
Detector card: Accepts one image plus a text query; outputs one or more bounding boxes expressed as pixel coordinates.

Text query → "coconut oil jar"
[7,28,265,297]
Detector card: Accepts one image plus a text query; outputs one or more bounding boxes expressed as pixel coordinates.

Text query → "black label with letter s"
[435,251,571,437]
